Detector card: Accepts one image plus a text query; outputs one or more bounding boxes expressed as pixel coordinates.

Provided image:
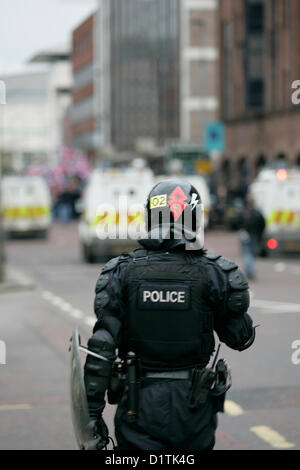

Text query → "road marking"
[249,290,255,300]
[41,290,90,326]
[274,263,286,273]
[84,317,96,327]
[250,426,295,449]
[59,302,73,313]
[51,296,65,307]
[0,404,33,411]
[248,291,299,314]
[42,291,54,301]
[70,309,84,319]
[251,299,300,314]
[224,400,244,416]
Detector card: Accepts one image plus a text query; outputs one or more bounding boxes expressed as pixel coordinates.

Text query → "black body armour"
[121,250,215,370]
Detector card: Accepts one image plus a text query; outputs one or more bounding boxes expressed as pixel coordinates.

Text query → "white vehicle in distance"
[2,175,52,238]
[250,168,300,254]
[78,167,155,262]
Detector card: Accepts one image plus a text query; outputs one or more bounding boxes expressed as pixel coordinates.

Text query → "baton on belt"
[126,352,139,423]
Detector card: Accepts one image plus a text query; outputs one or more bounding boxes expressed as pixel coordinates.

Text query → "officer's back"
[84,179,255,451]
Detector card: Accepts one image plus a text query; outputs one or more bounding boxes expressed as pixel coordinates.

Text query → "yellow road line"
[250,426,295,449]
[224,400,244,416]
[0,404,33,411]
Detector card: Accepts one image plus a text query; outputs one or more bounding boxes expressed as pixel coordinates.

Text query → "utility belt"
[108,348,231,423]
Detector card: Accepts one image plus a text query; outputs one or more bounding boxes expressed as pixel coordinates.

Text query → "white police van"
[78,168,155,262]
[2,175,51,238]
[251,168,300,254]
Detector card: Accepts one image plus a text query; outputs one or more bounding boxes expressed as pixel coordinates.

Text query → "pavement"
[0,222,299,450]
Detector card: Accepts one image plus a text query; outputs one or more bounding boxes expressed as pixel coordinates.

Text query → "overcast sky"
[0,0,98,74]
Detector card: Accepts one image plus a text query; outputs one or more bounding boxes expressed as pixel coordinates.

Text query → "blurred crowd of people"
[24,147,91,224]
[52,176,83,224]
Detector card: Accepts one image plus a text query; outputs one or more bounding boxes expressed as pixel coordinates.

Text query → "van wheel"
[82,243,95,264]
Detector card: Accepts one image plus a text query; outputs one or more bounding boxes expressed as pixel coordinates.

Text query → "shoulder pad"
[126,248,149,262]
[119,253,130,262]
[101,256,121,274]
[132,248,148,258]
[95,292,110,309]
[96,274,110,292]
[228,268,248,290]
[216,257,237,272]
[205,252,221,261]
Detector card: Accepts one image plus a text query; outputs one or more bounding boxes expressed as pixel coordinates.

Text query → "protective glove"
[90,416,109,450]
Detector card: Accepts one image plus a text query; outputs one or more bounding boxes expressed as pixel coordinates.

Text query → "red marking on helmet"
[168,186,188,221]
[267,239,278,250]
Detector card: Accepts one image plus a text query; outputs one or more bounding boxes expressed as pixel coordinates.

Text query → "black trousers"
[114,380,217,451]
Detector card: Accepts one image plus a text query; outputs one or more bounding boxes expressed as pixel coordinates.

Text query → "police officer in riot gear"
[84,179,255,450]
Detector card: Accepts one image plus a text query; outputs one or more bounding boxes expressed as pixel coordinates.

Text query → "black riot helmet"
[145,179,205,249]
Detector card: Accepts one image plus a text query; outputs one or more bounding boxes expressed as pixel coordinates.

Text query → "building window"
[247,79,264,108]
[246,0,264,34]
[223,21,233,118]
[245,0,265,109]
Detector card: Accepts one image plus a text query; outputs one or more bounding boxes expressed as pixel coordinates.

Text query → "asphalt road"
[0,222,299,450]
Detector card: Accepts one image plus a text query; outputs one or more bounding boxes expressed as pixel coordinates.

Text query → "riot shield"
[69,329,100,450]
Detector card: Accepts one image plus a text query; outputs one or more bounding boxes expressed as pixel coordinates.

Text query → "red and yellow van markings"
[267,210,300,226]
[91,211,144,227]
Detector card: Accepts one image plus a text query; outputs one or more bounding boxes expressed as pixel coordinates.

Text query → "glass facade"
[110,0,180,150]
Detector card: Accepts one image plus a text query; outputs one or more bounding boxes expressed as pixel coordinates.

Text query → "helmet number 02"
[150,194,167,210]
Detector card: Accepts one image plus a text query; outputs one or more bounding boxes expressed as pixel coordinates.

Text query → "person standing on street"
[83,179,256,451]
[237,196,266,280]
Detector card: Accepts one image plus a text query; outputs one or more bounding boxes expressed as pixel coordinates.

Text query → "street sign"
[204,122,225,153]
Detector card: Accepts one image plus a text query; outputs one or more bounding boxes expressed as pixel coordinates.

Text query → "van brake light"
[267,239,278,250]
[276,169,288,181]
